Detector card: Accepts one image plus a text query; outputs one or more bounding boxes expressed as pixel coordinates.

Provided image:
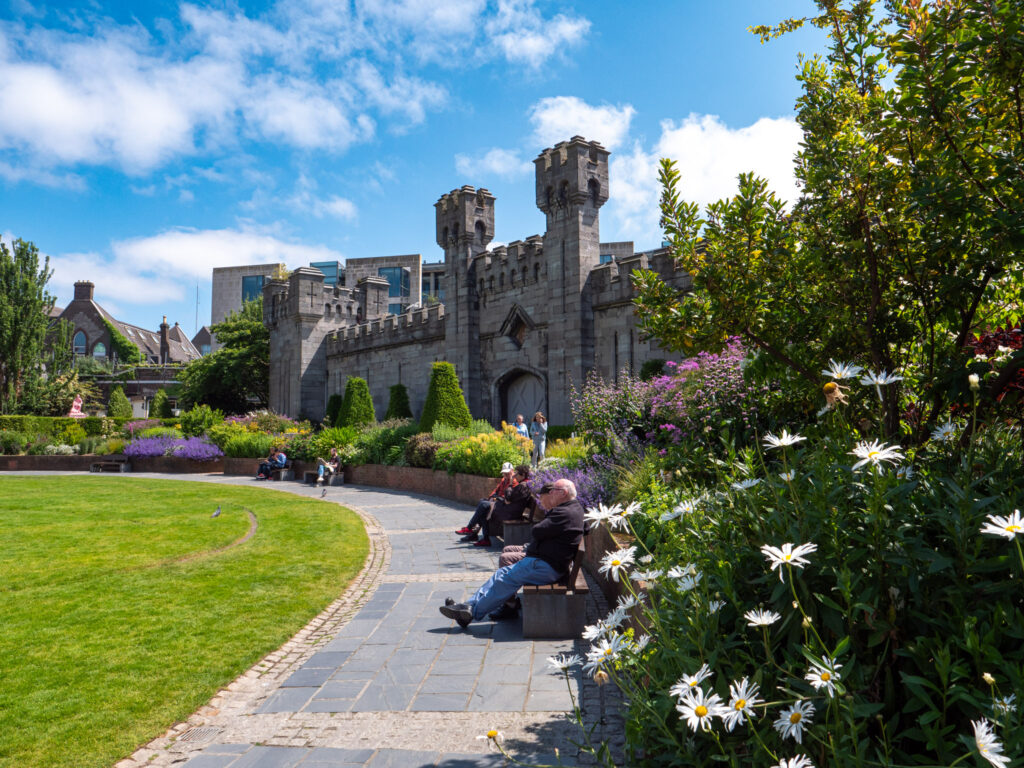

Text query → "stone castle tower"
[264,136,689,424]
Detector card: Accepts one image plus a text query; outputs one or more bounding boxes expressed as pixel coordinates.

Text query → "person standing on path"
[514,414,529,439]
[529,411,548,465]
[439,479,584,627]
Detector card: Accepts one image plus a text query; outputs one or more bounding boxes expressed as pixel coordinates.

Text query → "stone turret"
[436,186,495,416]
[534,136,610,418]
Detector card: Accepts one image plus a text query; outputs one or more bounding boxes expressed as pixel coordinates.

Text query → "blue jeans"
[466,499,493,530]
[466,556,561,621]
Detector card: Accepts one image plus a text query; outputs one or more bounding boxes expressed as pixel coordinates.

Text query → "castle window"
[73,330,87,355]
[534,263,540,282]
[521,267,527,284]
[479,278,485,295]
[442,226,448,245]
[499,273,504,289]
[488,276,494,291]
[453,222,460,241]
[92,341,107,359]
[589,146,598,163]
[589,178,601,206]
[509,270,515,286]
[325,304,331,318]
[475,220,486,245]
[558,180,569,207]
[545,186,554,209]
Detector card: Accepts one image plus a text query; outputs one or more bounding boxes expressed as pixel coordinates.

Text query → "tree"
[385,383,413,420]
[177,298,269,413]
[325,393,344,426]
[336,377,376,427]
[107,386,133,419]
[0,237,56,413]
[150,389,173,419]
[419,362,471,432]
[635,0,1024,436]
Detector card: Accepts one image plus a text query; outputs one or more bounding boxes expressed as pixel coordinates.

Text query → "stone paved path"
[53,473,628,768]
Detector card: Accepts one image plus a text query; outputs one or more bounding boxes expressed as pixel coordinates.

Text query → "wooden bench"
[493,500,543,546]
[521,540,589,639]
[90,457,131,473]
[270,459,294,481]
[303,469,343,486]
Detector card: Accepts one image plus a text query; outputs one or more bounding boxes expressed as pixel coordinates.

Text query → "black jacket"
[490,482,533,523]
[525,498,585,575]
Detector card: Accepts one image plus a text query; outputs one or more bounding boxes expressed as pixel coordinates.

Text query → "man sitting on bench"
[439,479,584,628]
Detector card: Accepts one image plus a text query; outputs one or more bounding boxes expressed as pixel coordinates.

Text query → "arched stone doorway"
[499,370,546,426]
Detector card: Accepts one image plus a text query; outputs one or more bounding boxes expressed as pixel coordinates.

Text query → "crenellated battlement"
[326,303,446,355]
[590,247,692,308]
[471,235,545,297]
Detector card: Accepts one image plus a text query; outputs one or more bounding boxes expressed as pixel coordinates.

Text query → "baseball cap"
[501,462,514,473]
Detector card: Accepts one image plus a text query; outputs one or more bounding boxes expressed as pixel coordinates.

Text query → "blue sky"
[0,0,824,334]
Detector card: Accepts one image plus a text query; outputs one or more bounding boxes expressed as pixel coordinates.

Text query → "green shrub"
[546,424,575,441]
[309,427,359,460]
[43,444,77,455]
[352,420,418,465]
[431,419,493,442]
[206,421,248,450]
[384,384,413,420]
[419,362,471,432]
[544,436,593,466]
[337,377,376,427]
[0,431,28,455]
[223,433,274,458]
[432,429,530,476]
[140,426,184,439]
[25,436,53,455]
[325,393,344,427]
[250,411,299,434]
[106,386,133,419]
[150,389,173,419]
[639,358,666,380]
[404,433,441,468]
[56,423,87,446]
[179,404,223,437]
[78,436,108,455]
[104,438,126,455]
[282,432,315,461]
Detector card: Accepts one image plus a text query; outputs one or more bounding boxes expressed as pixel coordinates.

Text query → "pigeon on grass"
[211,506,221,518]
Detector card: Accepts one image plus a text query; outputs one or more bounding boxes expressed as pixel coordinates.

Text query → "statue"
[68,394,86,419]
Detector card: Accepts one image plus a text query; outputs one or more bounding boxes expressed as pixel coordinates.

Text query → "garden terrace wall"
[130,456,224,474]
[343,464,497,507]
[0,454,98,471]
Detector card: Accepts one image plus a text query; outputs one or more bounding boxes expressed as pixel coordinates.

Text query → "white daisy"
[822,359,863,380]
[476,729,504,751]
[860,369,903,401]
[708,600,726,613]
[972,719,1010,768]
[731,478,762,491]
[980,510,1024,540]
[669,663,713,698]
[774,700,815,743]
[584,503,620,526]
[616,594,640,611]
[895,465,915,480]
[780,470,796,482]
[667,567,702,592]
[722,677,762,731]
[763,429,806,450]
[761,542,818,581]
[608,501,641,532]
[547,654,582,672]
[744,608,781,627]
[773,757,815,768]
[630,568,663,585]
[993,694,1016,716]
[667,563,698,579]
[662,497,700,521]
[850,440,905,470]
[599,546,636,582]
[804,657,842,697]
[632,634,651,653]
[931,421,958,443]
[675,687,728,732]
[638,553,654,564]
[583,634,625,676]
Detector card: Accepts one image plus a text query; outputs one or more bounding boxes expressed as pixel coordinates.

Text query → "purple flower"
[124,436,223,461]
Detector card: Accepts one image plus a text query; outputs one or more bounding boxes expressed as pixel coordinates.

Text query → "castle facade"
[263,136,691,425]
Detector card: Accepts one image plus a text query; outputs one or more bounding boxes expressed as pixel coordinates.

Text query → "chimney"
[160,315,170,365]
[73,281,94,301]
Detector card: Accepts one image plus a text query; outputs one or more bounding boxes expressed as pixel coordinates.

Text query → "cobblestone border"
[115,503,390,768]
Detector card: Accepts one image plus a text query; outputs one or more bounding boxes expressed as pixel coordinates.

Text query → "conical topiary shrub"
[150,388,173,419]
[107,386,133,419]
[419,362,471,432]
[337,377,376,427]
[385,383,413,420]
[325,393,344,426]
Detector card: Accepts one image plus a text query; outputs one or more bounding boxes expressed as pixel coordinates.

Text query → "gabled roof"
[58,296,200,364]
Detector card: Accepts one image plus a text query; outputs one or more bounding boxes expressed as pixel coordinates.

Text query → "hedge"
[419,362,471,432]
[384,383,413,420]
[337,377,376,427]
[0,416,130,437]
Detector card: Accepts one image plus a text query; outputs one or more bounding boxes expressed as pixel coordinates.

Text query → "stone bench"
[89,458,130,473]
[303,470,344,486]
[521,542,589,639]
[270,460,293,481]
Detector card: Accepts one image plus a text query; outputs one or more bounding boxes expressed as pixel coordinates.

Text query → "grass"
[0,476,369,768]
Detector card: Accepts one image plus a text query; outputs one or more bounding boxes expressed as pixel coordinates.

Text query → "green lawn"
[0,476,369,768]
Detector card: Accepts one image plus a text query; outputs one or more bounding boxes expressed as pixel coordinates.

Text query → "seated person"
[439,479,584,627]
[472,464,533,547]
[316,446,341,483]
[454,462,516,541]
[257,447,280,480]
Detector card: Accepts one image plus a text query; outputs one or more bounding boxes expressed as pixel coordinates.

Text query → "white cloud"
[286,175,358,220]
[529,96,635,150]
[454,148,532,179]
[607,114,802,246]
[0,0,590,181]
[486,0,590,69]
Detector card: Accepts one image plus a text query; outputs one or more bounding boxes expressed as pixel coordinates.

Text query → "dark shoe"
[460,532,479,542]
[473,538,492,547]
[455,526,474,535]
[489,598,520,621]
[440,602,472,628]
